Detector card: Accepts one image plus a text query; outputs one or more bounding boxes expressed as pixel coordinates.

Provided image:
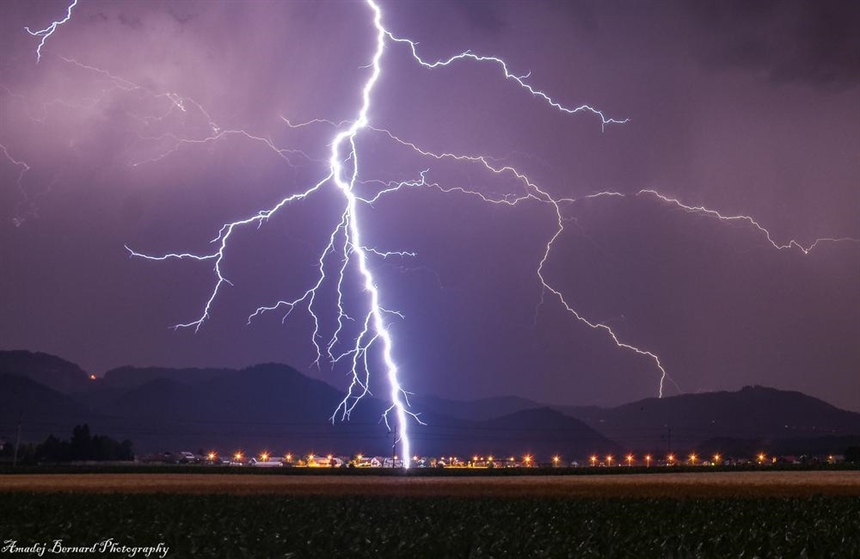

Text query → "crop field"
[2,471,859,557]
[2,469,860,497]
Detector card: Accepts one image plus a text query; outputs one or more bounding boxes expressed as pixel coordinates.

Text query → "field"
[2,471,859,557]
[2,469,860,497]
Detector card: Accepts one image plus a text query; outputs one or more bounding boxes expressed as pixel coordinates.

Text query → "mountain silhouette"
[0,374,105,442]
[1,350,856,460]
[0,350,91,394]
[411,394,542,421]
[101,365,233,392]
[556,386,860,451]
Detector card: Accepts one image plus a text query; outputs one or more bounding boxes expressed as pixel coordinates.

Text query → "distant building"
[248,458,283,467]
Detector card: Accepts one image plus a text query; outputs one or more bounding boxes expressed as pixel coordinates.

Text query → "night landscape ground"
[2,470,859,557]
[3,470,859,497]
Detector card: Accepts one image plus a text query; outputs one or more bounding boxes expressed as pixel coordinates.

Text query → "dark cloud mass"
[684,0,860,87]
[1,0,858,414]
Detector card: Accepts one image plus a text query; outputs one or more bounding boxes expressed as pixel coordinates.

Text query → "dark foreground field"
[2,471,859,558]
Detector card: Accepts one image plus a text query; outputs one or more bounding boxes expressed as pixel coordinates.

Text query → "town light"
[524,455,532,466]
[260,452,269,461]
[356,454,363,461]
[207,452,216,461]
[713,453,721,465]
[689,453,697,465]
[233,452,243,461]
[553,455,560,466]
[285,453,293,462]
[590,455,597,467]
[667,454,675,464]
[645,454,652,467]
[626,454,634,466]
[606,455,613,467]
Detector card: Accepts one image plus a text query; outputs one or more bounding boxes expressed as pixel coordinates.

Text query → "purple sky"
[1,0,858,412]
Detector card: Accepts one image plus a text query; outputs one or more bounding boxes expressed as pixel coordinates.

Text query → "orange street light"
[207,452,216,461]
[606,455,613,467]
[285,453,293,462]
[626,454,634,467]
[757,453,766,464]
[713,453,721,465]
[524,455,532,466]
[233,452,243,461]
[553,455,560,466]
[667,453,675,465]
[260,452,270,461]
[689,453,697,466]
[590,455,597,467]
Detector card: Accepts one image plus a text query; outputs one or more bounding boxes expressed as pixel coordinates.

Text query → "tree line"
[1,424,133,464]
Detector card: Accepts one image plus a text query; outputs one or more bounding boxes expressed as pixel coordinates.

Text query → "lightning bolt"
[635,190,859,254]
[125,0,423,466]
[0,144,32,227]
[350,128,857,398]
[25,0,78,63]
[119,0,634,462]
[354,131,680,398]
[18,1,858,465]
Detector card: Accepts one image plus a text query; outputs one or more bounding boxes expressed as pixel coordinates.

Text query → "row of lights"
[587,452,771,466]
[210,451,342,463]
[587,453,721,466]
[207,451,772,465]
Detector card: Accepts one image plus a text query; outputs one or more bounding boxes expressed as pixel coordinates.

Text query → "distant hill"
[1,350,857,460]
[96,362,396,455]
[0,351,617,458]
[101,365,234,391]
[0,350,91,394]
[412,387,860,456]
[557,386,860,452]
[0,374,101,442]
[409,406,619,460]
[411,394,541,422]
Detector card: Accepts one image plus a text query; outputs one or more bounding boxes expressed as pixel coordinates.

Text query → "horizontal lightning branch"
[386,33,628,130]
